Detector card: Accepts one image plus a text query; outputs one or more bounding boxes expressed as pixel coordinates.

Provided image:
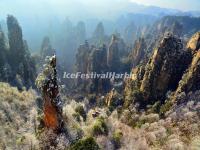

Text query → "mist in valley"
[1,0,200,149]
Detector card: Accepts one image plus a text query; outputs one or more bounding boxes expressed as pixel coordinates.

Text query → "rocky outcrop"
[124,34,192,108]
[75,41,90,74]
[75,41,111,94]
[124,21,137,44]
[107,35,121,72]
[186,32,200,55]
[129,38,147,68]
[40,36,54,59]
[75,33,130,94]
[91,22,108,46]
[36,55,64,131]
[140,34,189,102]
[105,88,123,110]
[173,32,200,103]
[5,15,36,89]
[87,45,111,93]
[0,30,7,79]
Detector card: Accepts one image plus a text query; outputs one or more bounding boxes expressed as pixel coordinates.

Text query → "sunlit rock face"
[140,34,189,102]
[174,32,200,103]
[129,38,147,68]
[186,31,200,55]
[124,34,192,107]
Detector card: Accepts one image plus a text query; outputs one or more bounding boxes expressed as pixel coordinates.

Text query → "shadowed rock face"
[107,35,121,72]
[75,34,129,94]
[75,42,111,94]
[87,45,111,94]
[174,32,200,103]
[75,41,90,74]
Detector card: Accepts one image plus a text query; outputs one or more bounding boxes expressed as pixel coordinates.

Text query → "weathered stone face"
[75,41,90,74]
[75,42,111,94]
[124,34,191,107]
[186,32,200,55]
[140,34,188,102]
[40,36,54,59]
[129,38,146,68]
[173,32,200,103]
[107,35,121,72]
[36,55,63,132]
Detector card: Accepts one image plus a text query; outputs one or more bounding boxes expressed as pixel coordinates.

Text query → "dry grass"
[0,82,38,150]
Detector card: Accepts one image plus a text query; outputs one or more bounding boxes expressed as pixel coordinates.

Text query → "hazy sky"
[130,0,200,11]
[0,0,199,21]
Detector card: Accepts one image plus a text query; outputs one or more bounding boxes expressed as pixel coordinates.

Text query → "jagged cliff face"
[87,45,110,93]
[123,22,137,44]
[75,41,90,74]
[75,41,111,94]
[144,16,200,53]
[140,35,189,101]
[186,32,200,55]
[107,35,121,72]
[128,38,147,68]
[173,32,200,103]
[40,36,54,59]
[0,15,37,89]
[75,34,130,94]
[0,31,7,78]
[124,34,193,108]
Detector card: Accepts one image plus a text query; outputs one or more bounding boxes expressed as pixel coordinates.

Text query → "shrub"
[124,89,144,108]
[159,100,173,116]
[87,94,96,105]
[72,112,81,122]
[151,101,161,114]
[112,130,123,149]
[70,137,100,150]
[75,105,87,121]
[92,117,108,136]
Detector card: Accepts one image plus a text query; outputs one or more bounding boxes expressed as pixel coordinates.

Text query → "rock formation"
[5,15,36,89]
[0,30,7,80]
[173,32,200,103]
[40,36,54,59]
[36,55,64,132]
[87,45,110,93]
[92,22,106,45]
[107,35,121,72]
[75,41,110,94]
[128,38,147,68]
[123,21,137,44]
[140,34,187,102]
[124,34,192,108]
